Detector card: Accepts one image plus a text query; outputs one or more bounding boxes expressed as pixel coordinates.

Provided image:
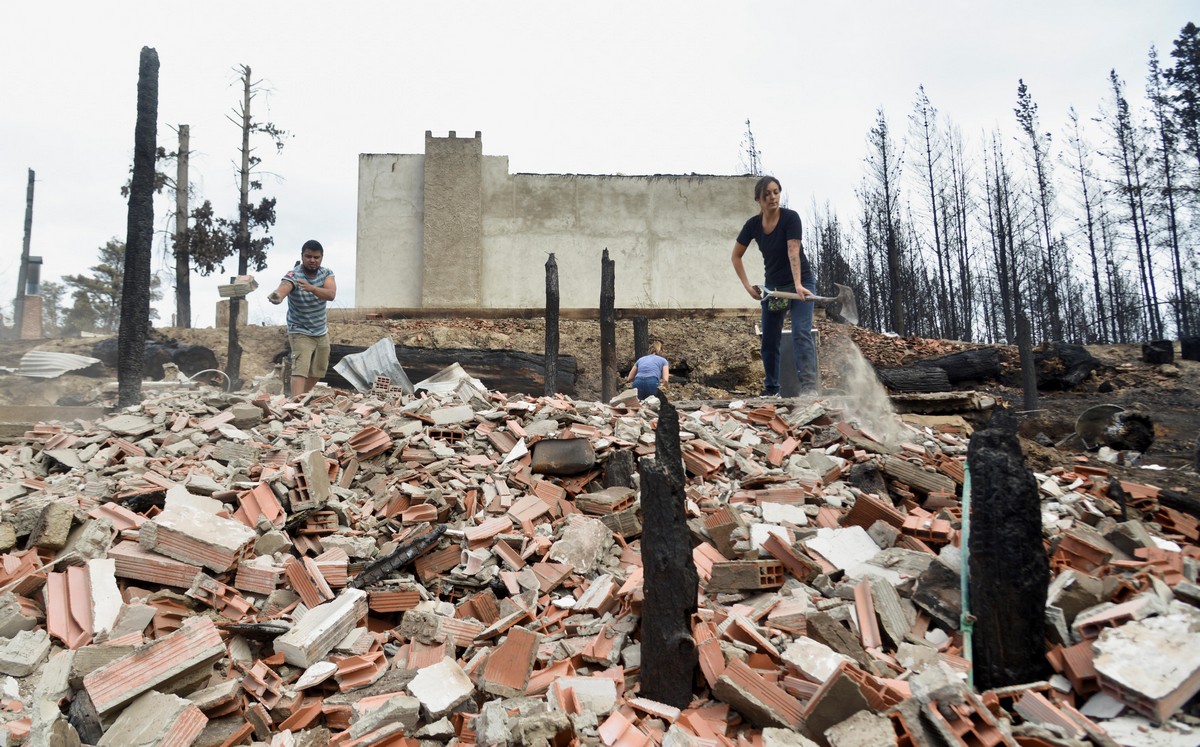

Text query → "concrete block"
[0,522,16,551]
[515,711,573,747]
[349,694,420,738]
[96,690,207,746]
[407,656,474,719]
[0,591,40,639]
[274,588,368,668]
[549,676,618,716]
[802,667,871,744]
[60,517,113,563]
[87,559,123,640]
[430,404,474,425]
[761,502,808,526]
[26,500,75,550]
[0,628,51,676]
[31,648,74,719]
[474,699,513,747]
[138,504,256,572]
[320,534,378,560]
[763,727,820,747]
[1093,602,1200,722]
[824,709,897,746]
[164,484,224,514]
[804,526,879,572]
[547,515,615,574]
[782,638,854,683]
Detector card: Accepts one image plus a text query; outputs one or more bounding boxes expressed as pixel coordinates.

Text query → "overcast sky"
[1,1,1194,329]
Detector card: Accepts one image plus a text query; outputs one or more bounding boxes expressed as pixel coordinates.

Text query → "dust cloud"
[821,331,907,449]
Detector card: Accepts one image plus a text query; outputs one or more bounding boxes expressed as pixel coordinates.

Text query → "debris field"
[0,367,1197,747]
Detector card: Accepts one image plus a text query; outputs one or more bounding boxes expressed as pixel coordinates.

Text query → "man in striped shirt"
[268,240,337,396]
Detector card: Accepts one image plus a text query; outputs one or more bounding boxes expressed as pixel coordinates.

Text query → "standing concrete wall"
[356,153,424,309]
[357,132,765,310]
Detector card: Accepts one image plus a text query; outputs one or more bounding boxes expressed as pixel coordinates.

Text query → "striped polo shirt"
[283,265,334,336]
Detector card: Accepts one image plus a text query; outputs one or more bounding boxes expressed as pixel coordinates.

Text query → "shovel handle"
[755,286,833,302]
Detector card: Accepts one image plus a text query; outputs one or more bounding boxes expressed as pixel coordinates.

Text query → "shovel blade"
[827,283,859,325]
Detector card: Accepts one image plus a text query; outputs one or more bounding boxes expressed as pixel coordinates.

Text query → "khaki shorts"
[289,333,331,378]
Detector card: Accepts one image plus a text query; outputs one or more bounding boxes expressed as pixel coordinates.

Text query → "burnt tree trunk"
[633,316,650,359]
[174,124,191,328]
[118,47,159,407]
[1018,312,1038,411]
[600,248,617,402]
[968,411,1049,689]
[639,393,697,708]
[545,253,560,396]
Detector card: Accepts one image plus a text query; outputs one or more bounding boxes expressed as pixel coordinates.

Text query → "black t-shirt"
[737,208,809,287]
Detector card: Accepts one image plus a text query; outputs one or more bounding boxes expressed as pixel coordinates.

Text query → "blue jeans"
[761,274,818,393]
[633,377,660,400]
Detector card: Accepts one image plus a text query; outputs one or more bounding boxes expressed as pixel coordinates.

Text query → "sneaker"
[758,389,780,397]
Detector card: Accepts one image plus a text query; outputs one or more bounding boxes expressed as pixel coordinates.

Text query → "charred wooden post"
[1017,312,1038,411]
[545,253,560,396]
[967,410,1049,689]
[600,249,617,402]
[639,393,697,708]
[603,448,636,490]
[633,316,650,359]
[118,47,159,407]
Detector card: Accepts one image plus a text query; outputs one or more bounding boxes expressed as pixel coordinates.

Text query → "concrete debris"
[0,376,1194,746]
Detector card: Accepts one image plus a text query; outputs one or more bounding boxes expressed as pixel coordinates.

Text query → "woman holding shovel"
[731,175,818,396]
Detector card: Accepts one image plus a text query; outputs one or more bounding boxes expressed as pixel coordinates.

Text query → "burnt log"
[1033,342,1099,390]
[916,347,1002,384]
[93,338,219,380]
[320,344,577,397]
[877,366,951,393]
[967,411,1050,689]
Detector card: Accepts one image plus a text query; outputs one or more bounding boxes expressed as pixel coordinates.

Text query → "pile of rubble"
[0,366,1197,747]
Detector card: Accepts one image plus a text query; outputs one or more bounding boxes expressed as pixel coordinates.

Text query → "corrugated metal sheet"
[332,337,415,394]
[15,350,102,378]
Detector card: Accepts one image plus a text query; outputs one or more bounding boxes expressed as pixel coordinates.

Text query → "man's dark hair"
[754,175,781,201]
[301,239,324,255]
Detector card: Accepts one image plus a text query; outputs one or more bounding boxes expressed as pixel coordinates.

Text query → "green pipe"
[960,460,974,688]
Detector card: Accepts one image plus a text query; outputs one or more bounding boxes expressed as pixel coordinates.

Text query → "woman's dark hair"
[301,239,324,255]
[754,175,781,201]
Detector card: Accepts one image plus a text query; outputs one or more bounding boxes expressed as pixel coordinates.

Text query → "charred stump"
[639,394,698,708]
[1182,337,1200,362]
[967,410,1050,689]
[603,449,637,490]
[1142,339,1174,364]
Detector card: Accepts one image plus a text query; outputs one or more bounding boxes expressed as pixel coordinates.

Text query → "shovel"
[754,283,859,325]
